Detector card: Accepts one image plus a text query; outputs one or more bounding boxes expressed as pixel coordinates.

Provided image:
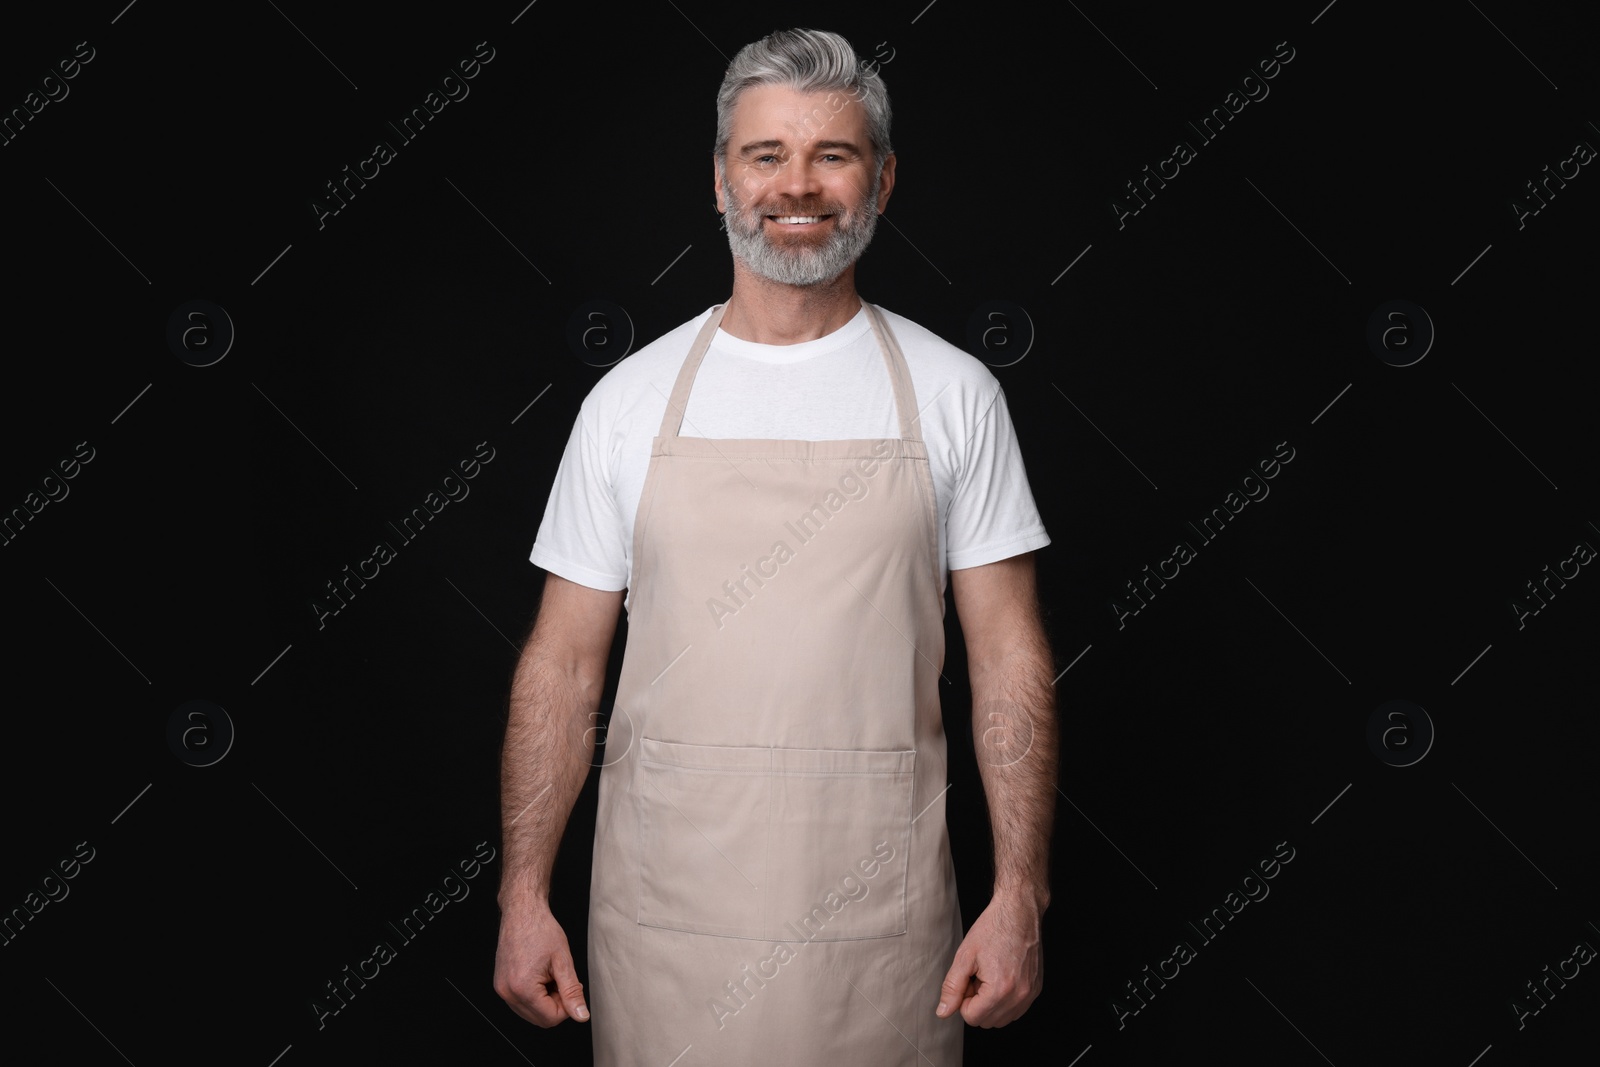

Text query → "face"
[715,84,896,287]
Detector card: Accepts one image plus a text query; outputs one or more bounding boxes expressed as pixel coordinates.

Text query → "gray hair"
[714,28,893,173]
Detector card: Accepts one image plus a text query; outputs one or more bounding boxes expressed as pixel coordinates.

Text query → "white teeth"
[772,216,823,224]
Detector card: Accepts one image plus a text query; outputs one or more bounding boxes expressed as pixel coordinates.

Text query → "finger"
[959,976,999,1027]
[962,974,1028,1029]
[501,966,570,1027]
[516,982,571,1028]
[963,987,1018,1028]
[496,970,562,1028]
[550,949,591,1022]
[936,953,976,1018]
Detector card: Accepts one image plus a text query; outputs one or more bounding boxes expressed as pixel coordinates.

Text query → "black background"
[2,1,1596,1064]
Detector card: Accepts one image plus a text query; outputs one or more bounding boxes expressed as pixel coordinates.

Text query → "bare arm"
[937,552,1057,1026]
[494,572,624,1027]
[958,552,1057,909]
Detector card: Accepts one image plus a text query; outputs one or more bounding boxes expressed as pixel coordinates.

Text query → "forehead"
[727,83,870,150]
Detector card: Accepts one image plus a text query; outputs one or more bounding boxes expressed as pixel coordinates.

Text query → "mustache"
[746,199,846,216]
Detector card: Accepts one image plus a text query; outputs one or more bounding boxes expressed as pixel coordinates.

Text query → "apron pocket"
[637,738,914,942]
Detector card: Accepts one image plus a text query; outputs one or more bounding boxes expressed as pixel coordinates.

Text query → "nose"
[772,149,823,202]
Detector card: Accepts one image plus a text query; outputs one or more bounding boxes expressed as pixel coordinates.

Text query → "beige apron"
[588,299,963,1066]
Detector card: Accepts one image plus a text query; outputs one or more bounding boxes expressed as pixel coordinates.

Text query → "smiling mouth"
[767,214,833,225]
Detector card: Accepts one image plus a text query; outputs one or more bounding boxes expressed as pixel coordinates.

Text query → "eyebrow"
[737,139,864,156]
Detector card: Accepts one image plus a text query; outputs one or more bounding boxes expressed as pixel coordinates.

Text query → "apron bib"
[587,299,963,1066]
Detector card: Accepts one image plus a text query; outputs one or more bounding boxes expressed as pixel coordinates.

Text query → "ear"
[875,152,897,213]
[713,155,727,213]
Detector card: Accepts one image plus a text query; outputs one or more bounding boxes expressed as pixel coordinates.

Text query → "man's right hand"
[495,575,620,1027]
[494,901,591,1026]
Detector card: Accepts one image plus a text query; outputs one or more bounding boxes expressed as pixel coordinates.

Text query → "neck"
[719,259,863,344]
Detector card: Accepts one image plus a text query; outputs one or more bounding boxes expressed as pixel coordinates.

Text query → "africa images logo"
[704,440,895,630]
[707,842,897,1031]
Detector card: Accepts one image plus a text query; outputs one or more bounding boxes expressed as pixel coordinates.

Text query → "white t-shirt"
[530,303,1050,611]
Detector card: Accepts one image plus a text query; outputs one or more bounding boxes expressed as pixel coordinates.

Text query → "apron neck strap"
[657,301,729,439]
[862,301,922,443]
[657,298,923,443]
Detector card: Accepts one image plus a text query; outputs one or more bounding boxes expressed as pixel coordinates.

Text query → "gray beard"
[721,175,880,287]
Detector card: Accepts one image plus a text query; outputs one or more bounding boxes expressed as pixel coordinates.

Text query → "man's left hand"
[935,890,1044,1027]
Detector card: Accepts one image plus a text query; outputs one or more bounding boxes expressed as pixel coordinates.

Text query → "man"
[494,28,1056,1066]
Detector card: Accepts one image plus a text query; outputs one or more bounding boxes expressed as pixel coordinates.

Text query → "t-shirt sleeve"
[945,382,1051,570]
[528,408,630,591]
